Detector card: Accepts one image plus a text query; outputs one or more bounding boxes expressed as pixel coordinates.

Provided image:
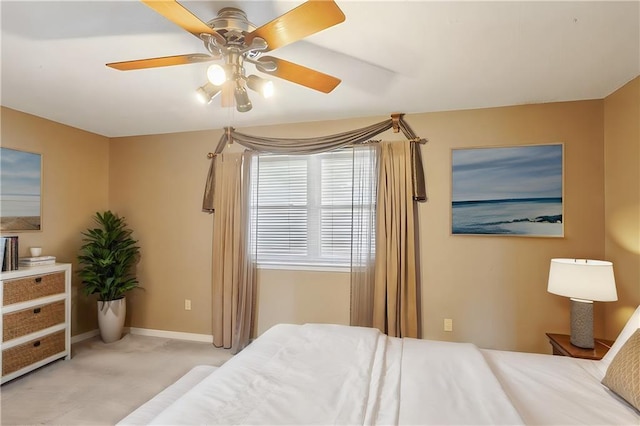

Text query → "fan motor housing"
[207,8,256,44]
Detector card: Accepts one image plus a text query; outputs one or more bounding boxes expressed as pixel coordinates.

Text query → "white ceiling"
[1,1,639,138]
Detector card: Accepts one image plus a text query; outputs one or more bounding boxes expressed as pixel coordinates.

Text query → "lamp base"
[570,299,594,349]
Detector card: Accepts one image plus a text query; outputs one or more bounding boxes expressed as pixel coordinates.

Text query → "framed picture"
[451,143,563,237]
[0,147,42,231]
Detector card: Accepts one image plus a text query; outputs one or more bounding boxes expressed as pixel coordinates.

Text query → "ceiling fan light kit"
[107,0,346,113]
[196,82,221,105]
[234,84,253,113]
[206,64,227,86]
[247,75,274,99]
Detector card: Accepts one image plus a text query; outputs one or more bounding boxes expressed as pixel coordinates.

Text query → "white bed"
[119,308,640,425]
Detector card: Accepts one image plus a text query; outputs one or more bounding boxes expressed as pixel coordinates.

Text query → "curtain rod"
[206,138,425,158]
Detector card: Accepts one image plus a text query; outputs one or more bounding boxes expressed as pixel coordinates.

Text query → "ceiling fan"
[106,0,346,112]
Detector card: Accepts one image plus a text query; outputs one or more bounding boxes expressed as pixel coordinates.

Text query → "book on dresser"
[1,236,19,272]
[0,238,4,271]
[18,256,56,267]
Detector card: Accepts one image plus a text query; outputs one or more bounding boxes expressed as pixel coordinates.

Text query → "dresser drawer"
[2,330,66,376]
[3,300,65,342]
[2,272,65,306]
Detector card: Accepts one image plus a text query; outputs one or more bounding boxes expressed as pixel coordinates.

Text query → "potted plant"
[78,211,140,343]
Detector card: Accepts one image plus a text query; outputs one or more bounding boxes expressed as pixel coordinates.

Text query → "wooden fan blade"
[141,0,222,40]
[107,54,214,71]
[246,0,345,52]
[259,56,341,93]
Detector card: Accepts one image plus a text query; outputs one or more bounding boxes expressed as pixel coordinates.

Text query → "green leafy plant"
[78,211,140,301]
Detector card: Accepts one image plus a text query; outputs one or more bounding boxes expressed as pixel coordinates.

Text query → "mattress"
[119,365,218,425]
[118,323,639,425]
[481,349,640,425]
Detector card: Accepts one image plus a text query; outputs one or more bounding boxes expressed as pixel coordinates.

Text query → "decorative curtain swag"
[202,114,427,212]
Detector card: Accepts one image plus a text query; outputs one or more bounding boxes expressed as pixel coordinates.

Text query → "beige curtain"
[211,152,256,354]
[350,144,380,327]
[373,141,419,338]
[203,115,426,344]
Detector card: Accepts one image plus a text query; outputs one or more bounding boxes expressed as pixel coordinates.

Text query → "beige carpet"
[0,333,233,425]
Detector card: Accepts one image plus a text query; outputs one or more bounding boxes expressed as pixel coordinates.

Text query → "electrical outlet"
[444,318,453,332]
[184,299,192,311]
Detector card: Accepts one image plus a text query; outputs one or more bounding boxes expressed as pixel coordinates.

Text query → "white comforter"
[140,324,524,425]
[482,349,640,425]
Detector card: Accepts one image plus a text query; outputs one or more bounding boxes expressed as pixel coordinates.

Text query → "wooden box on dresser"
[0,263,71,384]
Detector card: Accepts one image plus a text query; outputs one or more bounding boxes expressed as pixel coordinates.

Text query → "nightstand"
[545,333,614,360]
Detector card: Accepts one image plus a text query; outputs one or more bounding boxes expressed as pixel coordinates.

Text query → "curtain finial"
[391,113,404,133]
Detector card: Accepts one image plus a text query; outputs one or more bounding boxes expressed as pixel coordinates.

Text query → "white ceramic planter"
[97,297,126,343]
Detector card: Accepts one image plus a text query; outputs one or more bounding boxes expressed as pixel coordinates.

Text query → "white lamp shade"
[547,258,618,302]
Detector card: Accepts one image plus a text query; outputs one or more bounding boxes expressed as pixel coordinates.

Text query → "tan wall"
[413,101,606,353]
[110,100,607,354]
[4,96,622,353]
[604,76,640,339]
[256,269,351,335]
[0,107,110,336]
[108,130,222,334]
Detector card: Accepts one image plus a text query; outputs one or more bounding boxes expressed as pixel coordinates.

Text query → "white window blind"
[250,149,375,268]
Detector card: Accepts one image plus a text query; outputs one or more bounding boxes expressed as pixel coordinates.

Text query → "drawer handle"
[33,341,41,347]
[34,277,42,284]
[33,308,41,314]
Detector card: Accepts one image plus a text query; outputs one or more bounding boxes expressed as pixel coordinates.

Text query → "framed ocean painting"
[0,147,42,231]
[451,144,563,237]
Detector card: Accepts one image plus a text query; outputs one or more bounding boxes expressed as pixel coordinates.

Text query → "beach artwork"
[0,148,42,231]
[452,144,563,237]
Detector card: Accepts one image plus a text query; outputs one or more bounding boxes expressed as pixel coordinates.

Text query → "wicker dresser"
[1,263,71,384]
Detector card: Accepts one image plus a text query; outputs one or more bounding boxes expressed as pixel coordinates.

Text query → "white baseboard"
[71,327,214,344]
[128,327,213,343]
[71,329,100,344]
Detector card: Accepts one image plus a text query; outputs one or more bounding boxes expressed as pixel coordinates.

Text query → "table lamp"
[547,258,617,349]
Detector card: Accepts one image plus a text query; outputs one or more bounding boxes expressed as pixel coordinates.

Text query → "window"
[250,148,376,269]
